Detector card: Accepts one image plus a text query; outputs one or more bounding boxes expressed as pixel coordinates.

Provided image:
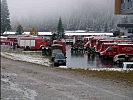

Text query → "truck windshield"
[96,40,100,45]
[53,49,62,54]
[127,64,133,68]
[123,64,133,68]
[106,46,113,52]
[55,54,65,59]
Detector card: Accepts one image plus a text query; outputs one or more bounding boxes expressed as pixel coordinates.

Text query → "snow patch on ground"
[58,66,133,72]
[59,66,68,69]
[87,68,133,71]
[68,67,133,72]
[1,72,18,77]
[1,52,51,66]
[1,72,38,100]
[58,65,133,72]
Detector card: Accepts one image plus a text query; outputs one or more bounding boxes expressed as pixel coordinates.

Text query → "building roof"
[0,36,8,38]
[22,32,30,35]
[38,32,52,36]
[117,24,133,28]
[3,32,16,35]
[65,32,113,36]
[2,31,113,36]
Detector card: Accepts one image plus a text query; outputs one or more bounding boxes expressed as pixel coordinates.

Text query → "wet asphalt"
[66,45,118,69]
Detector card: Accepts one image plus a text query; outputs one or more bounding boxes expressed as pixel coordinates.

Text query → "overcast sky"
[7,0,114,19]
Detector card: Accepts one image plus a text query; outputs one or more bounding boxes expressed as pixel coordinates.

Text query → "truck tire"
[25,46,30,51]
[17,44,19,48]
[116,60,120,64]
[40,46,45,50]
[54,63,58,67]
[52,57,54,61]
[104,55,108,59]
[45,51,50,56]
[64,63,66,66]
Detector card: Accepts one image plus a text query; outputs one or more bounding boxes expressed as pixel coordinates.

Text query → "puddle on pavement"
[66,45,118,69]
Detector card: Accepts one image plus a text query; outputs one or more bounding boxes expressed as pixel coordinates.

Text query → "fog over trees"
[7,0,133,32]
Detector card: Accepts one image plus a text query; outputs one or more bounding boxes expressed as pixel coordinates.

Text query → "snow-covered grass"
[84,68,133,72]
[58,66,133,72]
[1,52,51,67]
[2,49,42,55]
[59,66,68,69]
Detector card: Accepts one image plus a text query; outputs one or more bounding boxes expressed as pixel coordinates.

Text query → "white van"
[123,62,133,70]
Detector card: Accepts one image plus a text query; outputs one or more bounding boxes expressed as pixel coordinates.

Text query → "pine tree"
[57,18,64,38]
[1,0,11,33]
[16,25,24,35]
[51,32,58,42]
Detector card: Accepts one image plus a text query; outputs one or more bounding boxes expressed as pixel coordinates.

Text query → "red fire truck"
[8,37,18,45]
[18,37,49,50]
[84,37,103,50]
[0,36,11,45]
[53,41,66,54]
[99,43,118,53]
[95,39,114,52]
[100,44,133,58]
[90,38,98,49]
[96,39,133,52]
[114,39,133,44]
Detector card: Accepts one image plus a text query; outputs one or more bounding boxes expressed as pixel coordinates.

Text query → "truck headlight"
[100,52,103,55]
[54,60,58,62]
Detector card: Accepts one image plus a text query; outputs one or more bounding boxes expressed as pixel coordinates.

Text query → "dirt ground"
[1,57,133,100]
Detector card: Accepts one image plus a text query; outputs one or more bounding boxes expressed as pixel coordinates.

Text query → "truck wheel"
[64,63,66,66]
[45,51,49,55]
[17,44,19,48]
[52,57,54,61]
[40,46,45,50]
[54,63,58,67]
[25,46,30,51]
[104,55,108,59]
[116,60,120,64]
